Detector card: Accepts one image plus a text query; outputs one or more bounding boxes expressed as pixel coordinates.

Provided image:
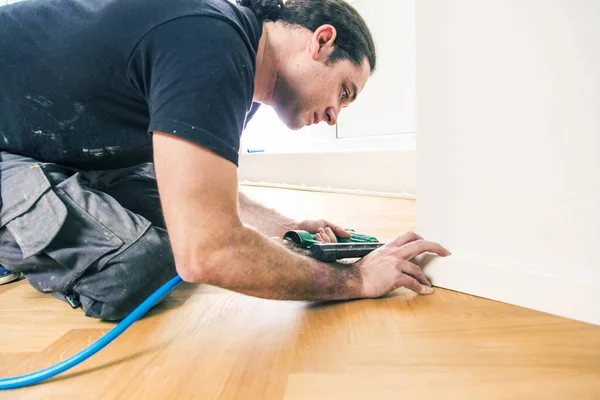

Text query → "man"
[0,0,450,319]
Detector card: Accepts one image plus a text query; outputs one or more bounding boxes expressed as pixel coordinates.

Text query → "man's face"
[271,25,371,130]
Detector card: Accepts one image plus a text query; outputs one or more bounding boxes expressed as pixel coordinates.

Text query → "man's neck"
[253,22,308,105]
[253,22,278,104]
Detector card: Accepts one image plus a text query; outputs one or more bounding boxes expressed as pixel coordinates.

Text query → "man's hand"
[296,219,353,243]
[356,231,451,297]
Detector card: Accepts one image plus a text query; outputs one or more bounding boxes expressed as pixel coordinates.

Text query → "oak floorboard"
[1,186,598,399]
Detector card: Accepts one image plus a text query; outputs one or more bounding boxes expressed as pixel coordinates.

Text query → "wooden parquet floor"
[1,186,599,399]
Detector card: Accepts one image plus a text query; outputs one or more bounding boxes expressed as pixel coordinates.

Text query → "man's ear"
[309,24,337,61]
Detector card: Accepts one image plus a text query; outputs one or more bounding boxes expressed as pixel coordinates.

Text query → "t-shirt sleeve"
[127,16,257,166]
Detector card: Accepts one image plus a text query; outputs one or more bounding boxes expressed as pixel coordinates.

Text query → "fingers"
[315,232,326,242]
[396,239,451,260]
[326,222,352,238]
[316,227,337,243]
[392,231,424,247]
[401,275,434,295]
[300,219,351,239]
[400,261,432,287]
[324,227,337,242]
[315,229,330,243]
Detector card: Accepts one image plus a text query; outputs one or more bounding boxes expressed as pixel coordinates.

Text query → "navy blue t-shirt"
[0,0,262,169]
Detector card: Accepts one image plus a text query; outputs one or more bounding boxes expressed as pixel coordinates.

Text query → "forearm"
[238,191,299,238]
[199,225,362,301]
[153,133,361,301]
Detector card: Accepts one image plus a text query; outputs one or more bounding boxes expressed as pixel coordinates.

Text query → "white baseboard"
[414,253,600,326]
[238,149,417,197]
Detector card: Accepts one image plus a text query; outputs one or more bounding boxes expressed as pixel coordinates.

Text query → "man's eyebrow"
[351,81,358,101]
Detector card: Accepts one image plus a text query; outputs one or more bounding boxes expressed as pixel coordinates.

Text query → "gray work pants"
[0,151,177,320]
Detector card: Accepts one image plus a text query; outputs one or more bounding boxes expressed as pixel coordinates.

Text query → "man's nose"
[325,106,339,125]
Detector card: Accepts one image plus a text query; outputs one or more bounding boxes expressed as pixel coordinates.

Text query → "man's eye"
[341,86,349,100]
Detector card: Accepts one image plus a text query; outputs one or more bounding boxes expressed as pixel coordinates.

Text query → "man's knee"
[73,226,177,321]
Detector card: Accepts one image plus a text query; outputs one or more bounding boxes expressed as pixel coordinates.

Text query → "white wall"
[415,0,600,325]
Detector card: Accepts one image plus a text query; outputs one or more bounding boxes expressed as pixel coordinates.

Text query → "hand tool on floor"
[283,229,384,262]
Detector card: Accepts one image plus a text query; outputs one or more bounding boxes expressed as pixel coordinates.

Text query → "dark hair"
[237,0,376,73]
[237,0,285,23]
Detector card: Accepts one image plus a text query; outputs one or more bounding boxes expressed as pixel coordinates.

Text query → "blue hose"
[0,275,183,390]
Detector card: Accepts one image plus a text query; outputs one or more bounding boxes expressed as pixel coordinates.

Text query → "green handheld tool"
[283,229,384,262]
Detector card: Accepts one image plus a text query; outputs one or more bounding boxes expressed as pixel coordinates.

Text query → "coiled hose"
[0,275,183,390]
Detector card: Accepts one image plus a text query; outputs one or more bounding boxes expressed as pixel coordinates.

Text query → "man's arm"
[238,191,355,242]
[237,191,299,238]
[153,132,362,301]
